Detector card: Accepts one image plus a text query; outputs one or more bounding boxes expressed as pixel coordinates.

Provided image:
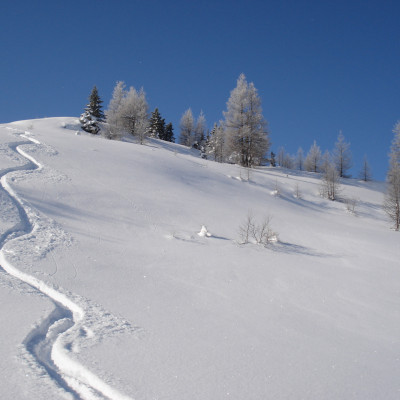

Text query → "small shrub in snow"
[239,166,251,182]
[271,179,281,197]
[238,211,278,246]
[345,197,359,214]
[294,183,302,199]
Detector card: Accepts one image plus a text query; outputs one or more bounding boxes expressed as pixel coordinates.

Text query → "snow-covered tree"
[179,108,195,147]
[305,141,322,172]
[277,147,285,167]
[148,108,165,139]
[194,110,207,149]
[384,122,400,230]
[206,122,225,162]
[320,150,331,173]
[223,74,270,167]
[79,86,105,134]
[359,155,372,181]
[283,153,294,169]
[321,162,341,201]
[296,147,304,171]
[333,131,352,177]
[119,87,149,144]
[105,81,126,138]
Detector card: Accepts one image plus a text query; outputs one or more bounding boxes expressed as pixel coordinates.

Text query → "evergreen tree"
[148,108,166,139]
[333,131,353,177]
[206,122,225,162]
[270,151,276,167]
[79,86,105,134]
[164,122,175,142]
[223,74,270,167]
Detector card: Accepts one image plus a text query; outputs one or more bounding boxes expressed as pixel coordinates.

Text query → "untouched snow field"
[0,117,399,399]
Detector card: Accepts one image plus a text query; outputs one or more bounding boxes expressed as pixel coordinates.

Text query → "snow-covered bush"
[345,197,359,214]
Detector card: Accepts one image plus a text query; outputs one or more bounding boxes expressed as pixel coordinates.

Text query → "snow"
[0,117,399,399]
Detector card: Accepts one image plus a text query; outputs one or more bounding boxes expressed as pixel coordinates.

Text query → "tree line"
[79,82,175,144]
[79,75,399,230]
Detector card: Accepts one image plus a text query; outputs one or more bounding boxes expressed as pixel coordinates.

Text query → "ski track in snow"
[0,129,134,400]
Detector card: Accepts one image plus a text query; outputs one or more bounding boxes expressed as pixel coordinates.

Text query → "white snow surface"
[0,118,399,399]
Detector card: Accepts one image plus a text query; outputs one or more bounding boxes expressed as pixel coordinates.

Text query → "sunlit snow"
[0,118,399,399]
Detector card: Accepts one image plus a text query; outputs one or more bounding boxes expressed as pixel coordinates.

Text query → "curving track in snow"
[0,131,132,400]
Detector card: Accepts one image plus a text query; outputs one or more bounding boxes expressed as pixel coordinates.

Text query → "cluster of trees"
[79,77,398,231]
[179,74,270,167]
[274,132,372,182]
[79,82,175,144]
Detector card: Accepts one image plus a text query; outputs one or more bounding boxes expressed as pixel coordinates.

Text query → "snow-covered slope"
[0,118,399,400]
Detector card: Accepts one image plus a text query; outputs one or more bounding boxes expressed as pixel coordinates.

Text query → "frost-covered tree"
[194,111,207,149]
[296,147,304,171]
[384,122,400,230]
[283,153,294,169]
[321,162,341,201]
[359,155,372,181]
[148,108,165,139]
[333,131,352,177]
[305,141,322,172]
[223,74,270,167]
[206,122,225,162]
[119,87,149,144]
[320,150,331,173]
[79,86,105,134]
[179,108,195,147]
[277,147,285,167]
[105,81,126,138]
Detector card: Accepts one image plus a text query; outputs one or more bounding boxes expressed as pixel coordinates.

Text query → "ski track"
[0,129,133,400]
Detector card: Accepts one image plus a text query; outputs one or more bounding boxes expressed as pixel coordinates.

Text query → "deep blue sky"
[1,0,399,180]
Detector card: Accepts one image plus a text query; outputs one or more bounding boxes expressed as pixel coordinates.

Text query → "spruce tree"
[79,86,105,134]
[206,122,225,162]
[270,151,276,167]
[164,123,175,142]
[148,108,166,139]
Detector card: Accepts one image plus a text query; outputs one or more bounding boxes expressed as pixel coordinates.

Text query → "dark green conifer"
[164,123,175,143]
[79,86,105,134]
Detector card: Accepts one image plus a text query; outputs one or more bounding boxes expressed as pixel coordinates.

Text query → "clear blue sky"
[1,0,399,180]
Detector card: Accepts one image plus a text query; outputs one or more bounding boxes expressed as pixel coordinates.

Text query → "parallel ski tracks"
[0,131,132,400]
